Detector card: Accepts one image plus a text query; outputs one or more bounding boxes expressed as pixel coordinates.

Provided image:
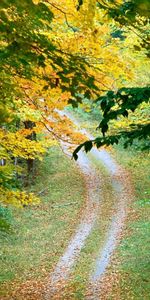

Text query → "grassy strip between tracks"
[56,155,118,300]
[65,108,150,299]
[0,146,86,298]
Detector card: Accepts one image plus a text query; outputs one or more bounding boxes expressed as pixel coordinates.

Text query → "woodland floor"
[0,114,150,300]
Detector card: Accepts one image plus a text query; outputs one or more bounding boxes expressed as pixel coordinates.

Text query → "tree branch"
[45,1,76,32]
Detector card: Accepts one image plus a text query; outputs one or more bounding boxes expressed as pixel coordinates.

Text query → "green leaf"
[84,141,93,153]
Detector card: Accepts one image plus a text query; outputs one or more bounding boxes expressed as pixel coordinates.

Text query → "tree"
[0,0,149,203]
[73,0,150,159]
[0,0,91,205]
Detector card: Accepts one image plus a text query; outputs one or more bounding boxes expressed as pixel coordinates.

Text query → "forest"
[0,0,150,299]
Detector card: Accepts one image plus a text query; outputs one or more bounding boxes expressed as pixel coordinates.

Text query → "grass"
[1,109,149,299]
[59,154,118,299]
[108,145,150,300]
[0,146,86,297]
[65,109,150,299]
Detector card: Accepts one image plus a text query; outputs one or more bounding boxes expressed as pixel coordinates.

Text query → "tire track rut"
[45,111,132,299]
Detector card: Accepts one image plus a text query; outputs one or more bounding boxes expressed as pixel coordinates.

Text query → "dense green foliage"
[73,87,150,159]
[73,0,150,159]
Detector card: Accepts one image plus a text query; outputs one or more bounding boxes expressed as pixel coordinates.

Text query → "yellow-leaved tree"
[1,0,149,205]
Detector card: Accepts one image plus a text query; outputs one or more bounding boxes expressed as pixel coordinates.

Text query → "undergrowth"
[0,146,86,297]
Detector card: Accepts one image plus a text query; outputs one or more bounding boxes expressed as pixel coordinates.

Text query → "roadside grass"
[107,145,150,300]
[60,155,118,299]
[64,109,150,299]
[1,108,149,299]
[0,146,86,297]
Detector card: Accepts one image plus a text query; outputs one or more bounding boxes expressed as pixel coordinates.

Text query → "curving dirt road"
[45,148,102,298]
[45,111,132,299]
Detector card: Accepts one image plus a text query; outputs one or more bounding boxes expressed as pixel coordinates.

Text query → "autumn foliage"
[0,0,150,204]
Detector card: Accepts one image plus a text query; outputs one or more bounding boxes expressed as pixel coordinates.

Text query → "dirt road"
[45,111,132,299]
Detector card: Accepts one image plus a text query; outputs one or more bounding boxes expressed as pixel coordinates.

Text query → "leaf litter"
[1,112,134,300]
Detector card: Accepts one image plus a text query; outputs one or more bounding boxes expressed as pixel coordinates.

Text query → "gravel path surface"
[45,148,102,298]
[45,111,131,299]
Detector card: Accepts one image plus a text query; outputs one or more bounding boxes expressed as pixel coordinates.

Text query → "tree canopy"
[73,0,150,159]
[0,0,150,203]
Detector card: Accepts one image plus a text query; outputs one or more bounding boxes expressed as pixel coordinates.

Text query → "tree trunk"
[24,121,36,179]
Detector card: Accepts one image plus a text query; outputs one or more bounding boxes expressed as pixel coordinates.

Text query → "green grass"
[65,109,150,299]
[1,109,149,299]
[60,154,118,299]
[108,146,150,300]
[0,146,86,297]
